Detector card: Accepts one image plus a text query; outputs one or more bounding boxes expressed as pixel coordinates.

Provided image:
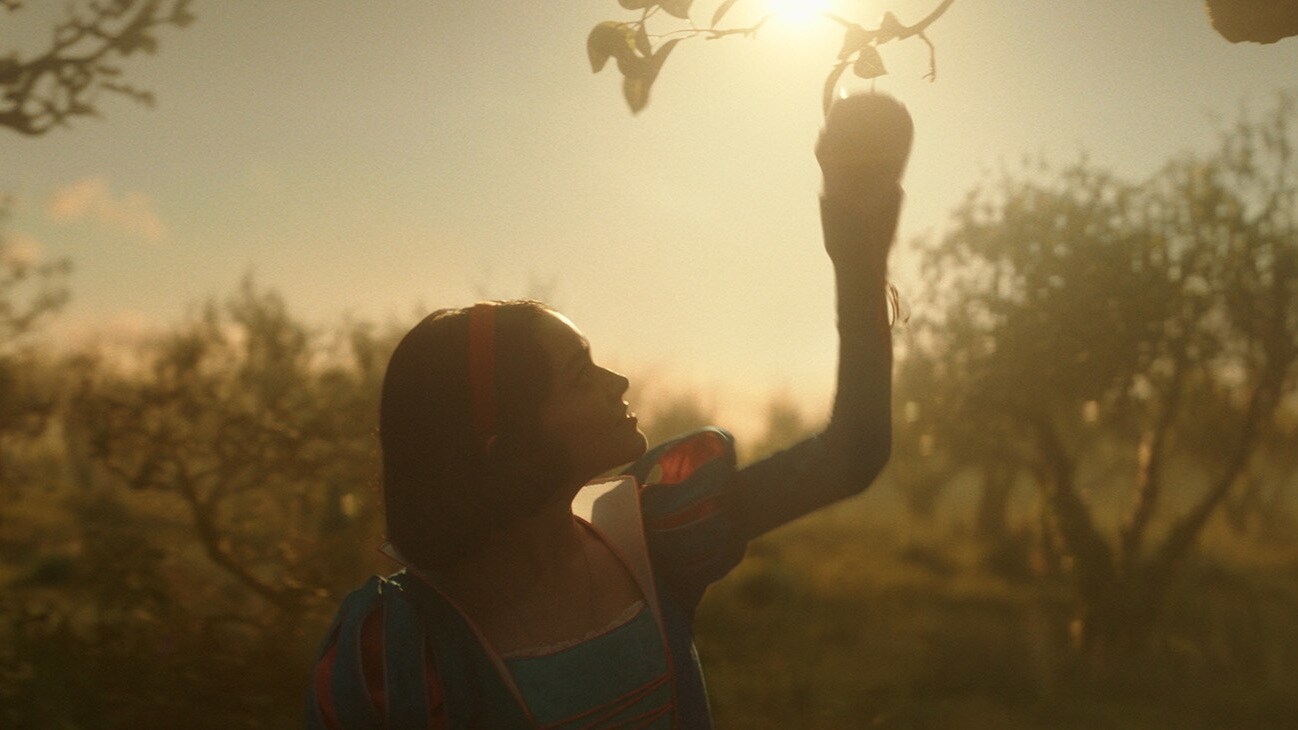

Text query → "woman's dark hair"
[380,300,568,569]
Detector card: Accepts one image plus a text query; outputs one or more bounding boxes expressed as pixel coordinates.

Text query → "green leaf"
[659,0,693,20]
[618,0,655,8]
[838,24,870,61]
[711,0,740,27]
[623,74,650,114]
[877,11,904,42]
[635,24,651,56]
[587,21,635,73]
[853,45,886,79]
[622,38,680,114]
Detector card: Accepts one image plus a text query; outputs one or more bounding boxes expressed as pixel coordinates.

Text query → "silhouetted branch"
[0,0,195,135]
[592,0,957,114]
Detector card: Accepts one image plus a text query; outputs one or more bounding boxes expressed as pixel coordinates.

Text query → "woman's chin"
[626,429,648,461]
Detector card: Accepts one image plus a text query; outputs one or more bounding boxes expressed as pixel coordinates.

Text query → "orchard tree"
[914,93,1297,659]
[892,336,1028,536]
[889,345,962,522]
[4,277,405,726]
[70,277,394,616]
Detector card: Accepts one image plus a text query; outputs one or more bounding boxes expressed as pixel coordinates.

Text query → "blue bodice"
[504,603,673,728]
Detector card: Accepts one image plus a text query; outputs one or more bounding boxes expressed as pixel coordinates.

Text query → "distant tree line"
[2,93,1295,725]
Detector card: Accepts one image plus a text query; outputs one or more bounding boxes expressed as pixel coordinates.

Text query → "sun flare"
[766,0,832,26]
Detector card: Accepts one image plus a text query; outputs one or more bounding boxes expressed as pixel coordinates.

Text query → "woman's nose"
[603,367,629,396]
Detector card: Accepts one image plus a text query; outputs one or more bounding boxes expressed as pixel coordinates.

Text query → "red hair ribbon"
[467,303,498,452]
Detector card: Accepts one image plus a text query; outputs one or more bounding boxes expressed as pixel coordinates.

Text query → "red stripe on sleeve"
[658,432,727,485]
[644,494,724,531]
[426,648,448,730]
[360,603,388,723]
[313,638,342,730]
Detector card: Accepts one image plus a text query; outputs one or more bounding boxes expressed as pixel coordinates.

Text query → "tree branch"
[1118,349,1189,572]
[1151,368,1285,576]
[175,457,298,608]
[0,0,194,135]
[1026,409,1116,601]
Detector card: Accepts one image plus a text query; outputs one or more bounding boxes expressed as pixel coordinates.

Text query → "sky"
[2,0,1296,431]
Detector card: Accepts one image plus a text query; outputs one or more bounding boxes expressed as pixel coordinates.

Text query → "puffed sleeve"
[307,575,447,729]
[626,428,748,613]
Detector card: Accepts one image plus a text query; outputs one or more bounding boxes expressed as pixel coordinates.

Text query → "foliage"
[0,0,195,135]
[907,92,1298,657]
[71,277,396,610]
[587,0,956,114]
[0,200,70,483]
[1,277,403,727]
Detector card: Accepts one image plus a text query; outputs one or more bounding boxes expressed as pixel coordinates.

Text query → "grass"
[692,496,1298,729]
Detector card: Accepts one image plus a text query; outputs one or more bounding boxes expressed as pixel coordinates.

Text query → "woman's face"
[531,310,647,484]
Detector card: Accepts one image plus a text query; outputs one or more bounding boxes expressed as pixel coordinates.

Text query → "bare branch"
[180,469,298,607]
[887,0,957,43]
[599,1,957,114]
[0,0,194,135]
[918,31,937,81]
[819,0,956,113]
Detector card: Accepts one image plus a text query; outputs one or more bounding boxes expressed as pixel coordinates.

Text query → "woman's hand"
[816,92,912,193]
[816,93,912,268]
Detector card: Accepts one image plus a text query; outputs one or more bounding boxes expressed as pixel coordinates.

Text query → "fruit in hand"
[816,92,914,183]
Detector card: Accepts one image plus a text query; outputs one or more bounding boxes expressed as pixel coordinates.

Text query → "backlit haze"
[2,0,1295,436]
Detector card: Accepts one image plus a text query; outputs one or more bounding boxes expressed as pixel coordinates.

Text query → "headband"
[467,303,498,452]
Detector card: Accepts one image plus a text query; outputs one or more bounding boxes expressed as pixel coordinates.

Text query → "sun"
[766,0,832,26]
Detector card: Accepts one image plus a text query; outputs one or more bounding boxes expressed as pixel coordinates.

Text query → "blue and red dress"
[307,199,894,728]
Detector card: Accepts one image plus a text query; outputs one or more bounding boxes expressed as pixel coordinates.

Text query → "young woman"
[308,92,912,729]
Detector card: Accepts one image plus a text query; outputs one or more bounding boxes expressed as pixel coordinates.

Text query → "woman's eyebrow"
[566,340,591,371]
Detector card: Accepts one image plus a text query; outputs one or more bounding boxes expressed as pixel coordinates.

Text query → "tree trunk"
[975,461,1015,541]
[1072,572,1166,664]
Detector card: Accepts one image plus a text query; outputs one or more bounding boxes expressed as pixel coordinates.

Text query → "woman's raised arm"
[727,94,910,540]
